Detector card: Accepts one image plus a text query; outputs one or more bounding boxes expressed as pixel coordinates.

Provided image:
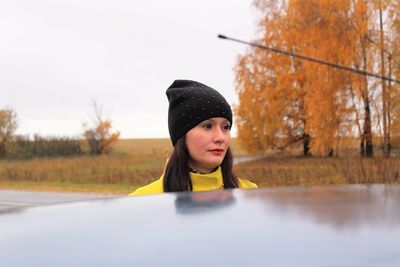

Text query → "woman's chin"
[205,159,223,169]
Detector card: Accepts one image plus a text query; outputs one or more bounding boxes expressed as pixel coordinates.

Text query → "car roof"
[1,184,400,266]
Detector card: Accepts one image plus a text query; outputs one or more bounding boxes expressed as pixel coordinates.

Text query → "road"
[0,190,121,213]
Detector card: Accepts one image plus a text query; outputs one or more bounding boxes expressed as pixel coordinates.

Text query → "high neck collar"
[189,166,219,174]
[189,166,224,191]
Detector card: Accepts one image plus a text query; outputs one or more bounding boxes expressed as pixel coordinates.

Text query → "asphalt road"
[0,190,121,213]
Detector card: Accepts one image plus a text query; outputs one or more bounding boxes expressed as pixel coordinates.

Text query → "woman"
[129,80,257,196]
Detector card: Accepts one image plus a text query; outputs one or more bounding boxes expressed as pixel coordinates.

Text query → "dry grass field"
[0,139,170,194]
[0,138,399,194]
[234,155,400,187]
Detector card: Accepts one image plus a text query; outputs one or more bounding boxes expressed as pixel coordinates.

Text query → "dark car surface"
[1,185,400,267]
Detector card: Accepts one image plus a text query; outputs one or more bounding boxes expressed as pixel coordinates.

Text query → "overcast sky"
[1,0,258,138]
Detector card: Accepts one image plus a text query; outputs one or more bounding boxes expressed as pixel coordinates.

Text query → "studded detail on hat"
[166,80,233,146]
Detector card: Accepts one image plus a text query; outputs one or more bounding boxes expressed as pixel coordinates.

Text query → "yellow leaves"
[237,0,400,157]
[0,108,17,139]
[82,101,120,155]
[236,0,378,156]
[0,108,18,157]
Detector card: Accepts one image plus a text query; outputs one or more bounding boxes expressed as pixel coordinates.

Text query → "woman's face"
[185,117,231,173]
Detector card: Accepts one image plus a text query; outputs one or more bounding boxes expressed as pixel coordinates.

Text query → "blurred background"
[1,0,399,194]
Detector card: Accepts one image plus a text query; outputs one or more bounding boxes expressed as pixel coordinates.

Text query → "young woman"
[129,80,257,196]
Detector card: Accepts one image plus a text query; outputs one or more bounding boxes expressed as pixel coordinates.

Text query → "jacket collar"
[190,166,224,191]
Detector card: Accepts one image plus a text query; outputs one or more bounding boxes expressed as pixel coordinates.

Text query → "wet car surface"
[1,184,399,266]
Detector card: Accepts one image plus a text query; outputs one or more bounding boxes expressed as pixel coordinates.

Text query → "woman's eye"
[222,125,231,131]
[202,124,212,129]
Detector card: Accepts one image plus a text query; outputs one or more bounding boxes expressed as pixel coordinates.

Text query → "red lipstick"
[209,148,224,155]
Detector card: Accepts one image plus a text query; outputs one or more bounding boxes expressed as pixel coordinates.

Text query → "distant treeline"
[1,102,120,160]
[3,135,83,159]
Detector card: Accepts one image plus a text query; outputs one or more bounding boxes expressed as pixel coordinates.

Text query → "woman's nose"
[212,127,225,143]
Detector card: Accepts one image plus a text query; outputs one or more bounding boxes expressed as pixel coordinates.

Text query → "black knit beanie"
[166,80,233,146]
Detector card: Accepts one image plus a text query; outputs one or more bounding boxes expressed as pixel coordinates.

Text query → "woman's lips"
[209,149,224,155]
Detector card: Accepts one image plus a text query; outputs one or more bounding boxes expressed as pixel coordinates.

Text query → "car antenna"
[218,34,400,84]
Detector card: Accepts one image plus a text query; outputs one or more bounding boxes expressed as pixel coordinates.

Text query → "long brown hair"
[163,137,239,192]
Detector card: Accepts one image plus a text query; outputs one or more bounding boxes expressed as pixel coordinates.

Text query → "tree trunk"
[379,0,390,158]
[360,43,374,157]
[364,105,374,157]
[0,143,5,158]
[361,93,374,157]
[360,135,365,157]
[303,133,311,156]
[387,55,392,156]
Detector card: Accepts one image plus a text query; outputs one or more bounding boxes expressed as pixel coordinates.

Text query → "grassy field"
[234,155,400,187]
[0,138,399,194]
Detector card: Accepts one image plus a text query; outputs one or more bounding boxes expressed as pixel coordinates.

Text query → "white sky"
[1,0,258,138]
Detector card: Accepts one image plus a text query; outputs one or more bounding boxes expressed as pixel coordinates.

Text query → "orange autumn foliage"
[235,0,400,156]
[82,101,120,155]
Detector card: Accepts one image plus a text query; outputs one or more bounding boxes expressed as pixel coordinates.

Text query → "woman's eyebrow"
[206,118,229,122]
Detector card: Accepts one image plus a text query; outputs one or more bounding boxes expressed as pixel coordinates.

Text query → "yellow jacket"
[129,166,257,196]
